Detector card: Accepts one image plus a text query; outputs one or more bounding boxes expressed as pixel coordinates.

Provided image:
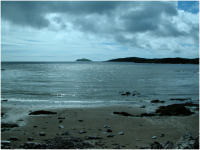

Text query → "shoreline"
[1,104,199,149]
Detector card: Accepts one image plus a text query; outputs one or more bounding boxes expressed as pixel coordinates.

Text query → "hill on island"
[76,58,92,61]
[107,57,199,64]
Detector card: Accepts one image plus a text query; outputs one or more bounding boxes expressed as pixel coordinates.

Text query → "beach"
[1,104,199,149]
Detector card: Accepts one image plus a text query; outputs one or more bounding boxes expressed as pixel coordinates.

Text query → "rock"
[192,137,199,149]
[150,141,163,149]
[107,129,112,132]
[58,117,65,119]
[103,125,110,128]
[2,99,8,101]
[141,113,155,117]
[59,131,74,136]
[113,111,133,116]
[160,134,164,137]
[79,130,86,134]
[152,136,157,139]
[150,99,165,103]
[1,141,11,144]
[155,103,195,116]
[140,146,149,149]
[118,132,124,135]
[107,134,115,138]
[121,91,131,96]
[29,110,57,115]
[163,140,174,149]
[27,137,34,141]
[1,122,19,128]
[174,133,199,149]
[87,136,102,139]
[78,120,83,122]
[10,137,18,141]
[58,120,63,123]
[39,132,46,136]
[136,139,140,141]
[59,125,65,129]
[1,113,5,118]
[33,126,37,128]
[140,105,146,108]
[151,100,160,103]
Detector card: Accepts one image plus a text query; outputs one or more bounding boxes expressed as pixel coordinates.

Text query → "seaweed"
[29,110,57,115]
[155,104,195,116]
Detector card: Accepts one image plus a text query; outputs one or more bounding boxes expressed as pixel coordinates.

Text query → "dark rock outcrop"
[151,100,165,103]
[29,110,57,115]
[113,111,133,116]
[140,133,199,149]
[1,122,19,128]
[155,104,194,116]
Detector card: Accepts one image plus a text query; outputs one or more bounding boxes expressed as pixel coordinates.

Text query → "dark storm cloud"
[1,1,198,47]
[119,1,178,33]
[1,1,50,29]
[1,1,124,29]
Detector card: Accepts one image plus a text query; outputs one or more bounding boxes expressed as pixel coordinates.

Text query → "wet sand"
[1,104,199,149]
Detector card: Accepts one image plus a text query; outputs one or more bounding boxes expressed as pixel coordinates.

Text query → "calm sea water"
[1,62,199,107]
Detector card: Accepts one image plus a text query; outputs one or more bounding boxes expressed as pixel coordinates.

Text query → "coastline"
[1,104,199,149]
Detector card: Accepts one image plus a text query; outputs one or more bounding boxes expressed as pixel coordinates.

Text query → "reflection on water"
[1,62,199,107]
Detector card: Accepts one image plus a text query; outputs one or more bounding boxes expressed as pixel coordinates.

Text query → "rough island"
[76,58,92,61]
[107,57,199,64]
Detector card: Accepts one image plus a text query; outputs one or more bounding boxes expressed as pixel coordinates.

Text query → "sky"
[1,1,199,62]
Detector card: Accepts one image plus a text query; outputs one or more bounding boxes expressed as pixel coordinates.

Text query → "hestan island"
[76,58,92,61]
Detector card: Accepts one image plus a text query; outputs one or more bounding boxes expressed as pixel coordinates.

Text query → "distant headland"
[107,57,199,64]
[76,58,92,61]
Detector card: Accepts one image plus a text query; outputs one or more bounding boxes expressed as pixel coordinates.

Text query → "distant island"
[107,57,199,64]
[76,58,92,61]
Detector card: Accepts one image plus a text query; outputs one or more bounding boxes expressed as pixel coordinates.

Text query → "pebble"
[1,141,11,144]
[59,125,65,129]
[140,105,146,108]
[152,136,157,139]
[78,120,83,122]
[103,125,110,128]
[136,139,140,141]
[39,132,46,136]
[107,129,112,132]
[58,120,63,123]
[27,137,34,141]
[118,132,124,135]
[79,130,86,134]
[58,117,65,119]
[10,137,18,141]
[160,134,164,137]
[107,134,115,137]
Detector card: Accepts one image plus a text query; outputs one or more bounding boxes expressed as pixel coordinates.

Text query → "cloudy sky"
[1,1,199,61]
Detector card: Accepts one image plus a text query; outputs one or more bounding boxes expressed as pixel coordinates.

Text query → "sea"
[1,62,199,108]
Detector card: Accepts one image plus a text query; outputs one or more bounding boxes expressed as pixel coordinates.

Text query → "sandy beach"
[1,104,199,149]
